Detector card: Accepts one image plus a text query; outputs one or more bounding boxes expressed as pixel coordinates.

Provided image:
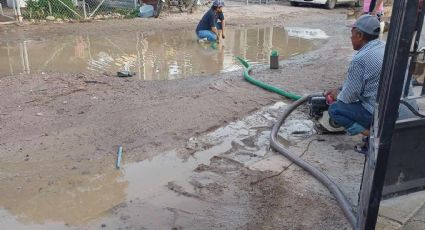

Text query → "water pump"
[308,96,345,133]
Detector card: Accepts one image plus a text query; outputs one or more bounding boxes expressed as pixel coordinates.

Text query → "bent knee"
[328,103,339,118]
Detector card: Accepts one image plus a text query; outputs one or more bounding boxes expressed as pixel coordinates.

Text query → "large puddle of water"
[0,101,318,229]
[0,27,327,80]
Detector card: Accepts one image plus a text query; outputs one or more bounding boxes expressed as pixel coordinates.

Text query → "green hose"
[236,57,301,101]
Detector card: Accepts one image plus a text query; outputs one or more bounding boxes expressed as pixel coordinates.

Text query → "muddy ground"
[0,2,367,229]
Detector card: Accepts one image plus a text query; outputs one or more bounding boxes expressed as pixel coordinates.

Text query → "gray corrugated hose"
[270,95,357,228]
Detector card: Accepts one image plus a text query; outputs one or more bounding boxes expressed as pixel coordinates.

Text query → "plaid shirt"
[337,39,386,113]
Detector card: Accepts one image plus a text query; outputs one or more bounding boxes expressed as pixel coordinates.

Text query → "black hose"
[269,95,357,228]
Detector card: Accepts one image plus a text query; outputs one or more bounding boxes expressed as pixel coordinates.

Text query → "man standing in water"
[195,0,225,43]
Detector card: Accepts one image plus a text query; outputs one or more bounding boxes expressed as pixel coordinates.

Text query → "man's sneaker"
[198,37,208,43]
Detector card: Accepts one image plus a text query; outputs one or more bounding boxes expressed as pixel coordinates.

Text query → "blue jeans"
[328,101,372,135]
[197,30,217,42]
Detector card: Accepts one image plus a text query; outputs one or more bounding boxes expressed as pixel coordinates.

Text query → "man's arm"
[325,88,340,101]
[211,27,219,41]
[337,59,365,104]
[208,13,219,42]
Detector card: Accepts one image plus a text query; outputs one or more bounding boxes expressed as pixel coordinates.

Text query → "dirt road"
[0,2,362,229]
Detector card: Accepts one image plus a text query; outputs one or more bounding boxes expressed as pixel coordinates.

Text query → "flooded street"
[0,3,363,229]
[0,27,322,79]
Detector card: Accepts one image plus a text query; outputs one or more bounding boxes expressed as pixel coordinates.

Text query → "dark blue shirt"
[217,12,224,21]
[196,9,216,32]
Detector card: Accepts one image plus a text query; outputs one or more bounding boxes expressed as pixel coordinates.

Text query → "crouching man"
[325,15,385,154]
[195,0,224,43]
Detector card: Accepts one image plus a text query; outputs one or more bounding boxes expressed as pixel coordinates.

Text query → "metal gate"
[0,0,140,23]
[356,0,425,229]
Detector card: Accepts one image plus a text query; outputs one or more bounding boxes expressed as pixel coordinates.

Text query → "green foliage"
[24,0,139,20]
[24,0,47,19]
[24,0,79,19]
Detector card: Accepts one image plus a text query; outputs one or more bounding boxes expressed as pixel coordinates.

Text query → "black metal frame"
[404,0,425,98]
[356,0,425,229]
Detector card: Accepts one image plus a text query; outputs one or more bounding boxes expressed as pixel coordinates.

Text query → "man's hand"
[324,88,339,100]
[222,34,225,39]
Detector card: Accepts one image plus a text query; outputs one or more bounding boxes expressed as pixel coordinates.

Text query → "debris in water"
[285,27,329,40]
[167,181,201,199]
[117,71,135,77]
[138,5,154,18]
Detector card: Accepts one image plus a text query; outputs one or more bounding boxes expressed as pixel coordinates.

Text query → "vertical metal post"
[14,0,23,22]
[83,0,87,19]
[357,0,421,229]
[12,0,17,18]
[48,1,52,16]
[134,0,138,9]
[404,4,425,97]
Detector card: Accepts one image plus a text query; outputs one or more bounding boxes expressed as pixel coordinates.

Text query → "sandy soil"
[0,2,363,229]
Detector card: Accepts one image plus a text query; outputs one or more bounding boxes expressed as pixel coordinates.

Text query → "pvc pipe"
[235,57,356,227]
[269,95,357,228]
[116,146,123,169]
[235,57,301,100]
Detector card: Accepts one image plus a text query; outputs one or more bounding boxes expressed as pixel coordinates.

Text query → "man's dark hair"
[211,5,218,11]
[355,28,380,41]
